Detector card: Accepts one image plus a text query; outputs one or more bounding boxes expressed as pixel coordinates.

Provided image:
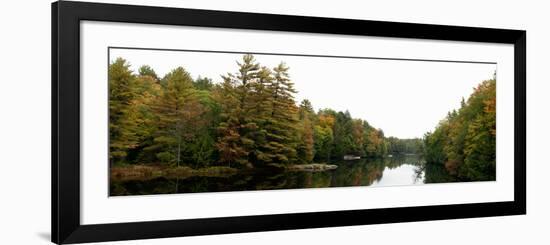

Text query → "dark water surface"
[110,154,454,196]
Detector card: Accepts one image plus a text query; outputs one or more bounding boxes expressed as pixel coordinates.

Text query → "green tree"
[193,76,214,91]
[261,62,299,164]
[462,79,496,180]
[240,66,275,165]
[183,86,219,168]
[424,77,496,181]
[365,128,386,158]
[109,55,420,171]
[109,58,140,164]
[214,54,260,167]
[314,110,335,161]
[331,111,354,159]
[297,100,315,163]
[128,69,162,164]
[148,67,208,166]
[213,78,248,167]
[138,65,159,81]
[351,119,366,156]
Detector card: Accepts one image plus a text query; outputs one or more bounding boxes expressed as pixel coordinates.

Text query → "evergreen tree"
[130,70,162,164]
[314,110,335,161]
[424,77,496,181]
[193,76,214,91]
[462,79,496,180]
[148,67,207,166]
[138,65,159,81]
[299,99,314,119]
[261,62,299,164]
[109,58,140,164]
[214,54,260,167]
[213,77,249,167]
[185,81,220,168]
[108,55,436,172]
[331,111,354,158]
[244,66,277,164]
[351,119,365,156]
[297,100,315,163]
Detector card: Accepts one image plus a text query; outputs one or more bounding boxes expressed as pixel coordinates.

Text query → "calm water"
[110,154,454,196]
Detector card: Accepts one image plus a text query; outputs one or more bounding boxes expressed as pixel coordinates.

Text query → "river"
[110,154,454,196]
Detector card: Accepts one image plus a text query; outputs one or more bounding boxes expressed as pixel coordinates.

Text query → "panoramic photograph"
[108,48,496,196]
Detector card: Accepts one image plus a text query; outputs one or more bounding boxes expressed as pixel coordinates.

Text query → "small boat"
[388,154,393,158]
[343,155,361,160]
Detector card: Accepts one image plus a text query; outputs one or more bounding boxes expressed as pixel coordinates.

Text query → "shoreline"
[110,163,338,181]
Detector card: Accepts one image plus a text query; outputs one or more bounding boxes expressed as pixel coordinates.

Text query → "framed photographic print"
[52,1,526,244]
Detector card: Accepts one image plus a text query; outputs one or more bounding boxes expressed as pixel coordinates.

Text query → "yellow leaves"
[318,114,335,128]
[425,77,496,180]
[351,119,365,147]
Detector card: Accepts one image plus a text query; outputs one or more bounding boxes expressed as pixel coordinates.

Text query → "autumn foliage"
[423,77,496,181]
[109,55,392,169]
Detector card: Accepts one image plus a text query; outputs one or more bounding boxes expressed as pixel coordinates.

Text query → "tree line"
[109,54,419,169]
[423,77,496,181]
[386,137,423,155]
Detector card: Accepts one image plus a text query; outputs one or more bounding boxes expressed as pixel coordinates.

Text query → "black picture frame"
[52,1,526,244]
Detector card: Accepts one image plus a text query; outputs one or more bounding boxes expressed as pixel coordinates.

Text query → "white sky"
[110,48,495,139]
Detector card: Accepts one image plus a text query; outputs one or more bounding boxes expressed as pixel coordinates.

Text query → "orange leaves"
[318,114,335,128]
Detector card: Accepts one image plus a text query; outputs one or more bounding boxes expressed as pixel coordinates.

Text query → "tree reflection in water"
[110,154,457,196]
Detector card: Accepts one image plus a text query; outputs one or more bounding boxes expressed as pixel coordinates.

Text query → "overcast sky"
[110,48,495,139]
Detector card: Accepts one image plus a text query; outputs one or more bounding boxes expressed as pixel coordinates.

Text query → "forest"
[109,53,495,184]
[109,54,419,171]
[423,77,496,181]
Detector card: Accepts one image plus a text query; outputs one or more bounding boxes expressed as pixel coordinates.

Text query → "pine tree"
[332,111,354,158]
[131,69,162,164]
[214,54,260,167]
[109,58,140,164]
[138,65,159,81]
[299,99,314,119]
[193,76,214,91]
[213,77,248,167]
[297,100,315,163]
[245,66,276,164]
[262,62,299,164]
[149,67,207,166]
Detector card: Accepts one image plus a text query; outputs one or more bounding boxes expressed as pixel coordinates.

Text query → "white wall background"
[0,0,547,244]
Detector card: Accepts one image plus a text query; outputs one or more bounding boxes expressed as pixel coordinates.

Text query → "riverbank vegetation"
[109,54,420,176]
[109,53,494,183]
[111,165,237,181]
[423,77,496,181]
[110,155,423,195]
